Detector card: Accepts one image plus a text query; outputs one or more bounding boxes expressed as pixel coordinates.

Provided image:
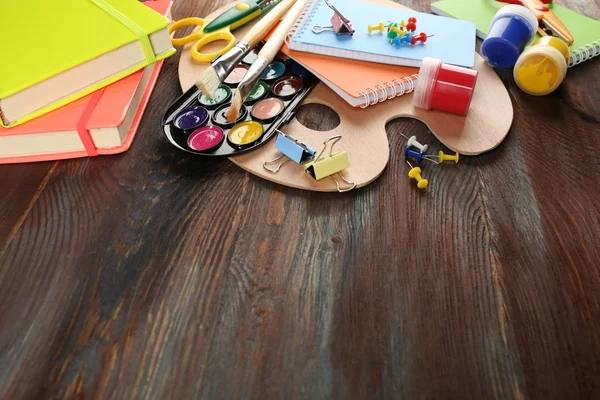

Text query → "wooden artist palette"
[178,0,514,192]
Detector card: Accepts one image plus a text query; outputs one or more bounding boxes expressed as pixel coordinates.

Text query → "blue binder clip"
[263,130,317,173]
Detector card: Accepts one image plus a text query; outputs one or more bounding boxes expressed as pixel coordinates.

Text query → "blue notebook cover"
[289,0,477,68]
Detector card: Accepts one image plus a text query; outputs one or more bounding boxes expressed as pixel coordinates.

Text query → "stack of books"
[0,0,176,164]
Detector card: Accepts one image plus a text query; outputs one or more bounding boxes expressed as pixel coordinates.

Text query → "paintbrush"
[227,0,308,122]
[196,0,298,99]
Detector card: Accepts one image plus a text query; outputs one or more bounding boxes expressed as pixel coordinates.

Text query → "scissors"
[168,0,282,63]
[497,0,574,46]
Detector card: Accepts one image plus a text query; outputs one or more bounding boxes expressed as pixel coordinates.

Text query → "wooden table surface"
[2,0,600,398]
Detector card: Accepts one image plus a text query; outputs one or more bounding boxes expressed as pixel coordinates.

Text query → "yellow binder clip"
[304,136,356,192]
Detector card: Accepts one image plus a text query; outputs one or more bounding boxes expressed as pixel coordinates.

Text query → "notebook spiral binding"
[286,0,319,45]
[569,40,600,67]
[357,74,419,109]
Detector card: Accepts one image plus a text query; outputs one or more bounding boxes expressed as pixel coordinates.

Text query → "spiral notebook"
[272,0,421,108]
[287,0,476,68]
[279,42,418,108]
[431,0,600,67]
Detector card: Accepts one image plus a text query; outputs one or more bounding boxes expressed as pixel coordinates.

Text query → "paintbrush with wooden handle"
[226,0,308,122]
[196,0,298,98]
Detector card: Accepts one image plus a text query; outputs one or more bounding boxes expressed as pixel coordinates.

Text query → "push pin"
[406,161,428,189]
[424,150,460,164]
[406,135,428,152]
[368,22,385,34]
[394,32,413,46]
[263,130,316,173]
[390,25,407,36]
[403,146,425,162]
[387,23,404,41]
[399,133,428,153]
[394,32,433,46]
[312,0,355,36]
[304,135,356,192]
[411,32,433,45]
[406,17,417,32]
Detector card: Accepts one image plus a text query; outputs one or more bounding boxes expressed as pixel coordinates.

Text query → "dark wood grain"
[1,0,600,398]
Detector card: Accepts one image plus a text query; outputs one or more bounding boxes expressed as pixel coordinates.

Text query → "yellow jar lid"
[513,41,568,96]
[531,36,570,61]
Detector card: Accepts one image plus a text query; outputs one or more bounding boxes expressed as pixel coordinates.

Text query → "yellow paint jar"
[513,37,570,96]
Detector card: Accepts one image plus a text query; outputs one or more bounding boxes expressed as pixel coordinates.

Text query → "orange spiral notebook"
[280,42,419,108]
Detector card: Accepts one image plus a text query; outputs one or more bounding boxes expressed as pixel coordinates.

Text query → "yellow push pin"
[424,150,460,164]
[390,26,407,37]
[406,161,428,189]
[439,150,459,163]
[368,22,385,34]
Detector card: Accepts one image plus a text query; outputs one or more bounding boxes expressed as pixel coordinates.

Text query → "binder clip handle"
[312,0,354,36]
[315,135,343,162]
[263,154,291,173]
[312,25,335,34]
[329,173,357,192]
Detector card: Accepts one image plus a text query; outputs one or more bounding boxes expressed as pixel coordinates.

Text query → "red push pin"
[411,32,433,45]
[406,17,417,32]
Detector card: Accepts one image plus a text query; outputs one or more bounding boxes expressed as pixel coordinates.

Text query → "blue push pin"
[394,32,413,46]
[404,146,424,162]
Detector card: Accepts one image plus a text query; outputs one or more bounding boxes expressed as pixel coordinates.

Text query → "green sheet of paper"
[431,0,600,55]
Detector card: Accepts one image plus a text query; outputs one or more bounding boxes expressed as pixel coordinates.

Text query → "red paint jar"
[413,57,478,115]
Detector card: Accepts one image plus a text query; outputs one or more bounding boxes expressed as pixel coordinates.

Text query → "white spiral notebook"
[278,0,422,108]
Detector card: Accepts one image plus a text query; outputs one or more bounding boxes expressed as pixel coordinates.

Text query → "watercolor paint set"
[162,49,318,156]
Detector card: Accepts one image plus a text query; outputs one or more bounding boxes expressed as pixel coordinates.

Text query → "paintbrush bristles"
[226,89,244,123]
[226,58,266,122]
[194,0,298,100]
[195,66,221,99]
[225,0,309,123]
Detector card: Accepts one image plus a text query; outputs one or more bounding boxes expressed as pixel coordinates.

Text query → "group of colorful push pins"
[401,133,459,189]
[367,17,433,47]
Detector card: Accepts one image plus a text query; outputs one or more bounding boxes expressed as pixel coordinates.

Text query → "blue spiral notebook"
[287,0,477,68]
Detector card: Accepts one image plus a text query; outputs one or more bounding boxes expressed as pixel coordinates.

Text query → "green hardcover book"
[430,0,600,67]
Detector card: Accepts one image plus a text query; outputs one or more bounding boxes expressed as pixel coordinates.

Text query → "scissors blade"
[539,18,573,45]
[258,0,283,12]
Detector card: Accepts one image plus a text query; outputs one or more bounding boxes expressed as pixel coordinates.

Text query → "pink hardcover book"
[0,0,172,164]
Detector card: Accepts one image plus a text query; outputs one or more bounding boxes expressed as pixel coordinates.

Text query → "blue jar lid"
[491,5,538,36]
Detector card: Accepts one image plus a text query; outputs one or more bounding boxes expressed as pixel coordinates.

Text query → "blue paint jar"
[481,5,538,68]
